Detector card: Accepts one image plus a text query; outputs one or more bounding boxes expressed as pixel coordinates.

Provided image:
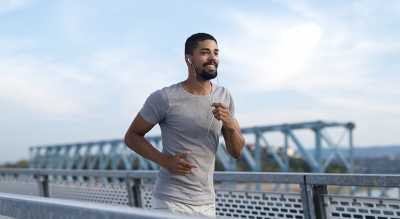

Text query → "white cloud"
[0,32,183,121]
[279,0,324,21]
[353,40,400,52]
[237,108,330,128]
[220,11,323,92]
[80,47,181,118]
[221,6,400,115]
[322,96,400,113]
[352,0,400,17]
[1,76,83,114]
[0,55,88,119]
[216,4,400,148]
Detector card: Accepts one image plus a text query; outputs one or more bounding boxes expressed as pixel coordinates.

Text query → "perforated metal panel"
[0,177,40,197]
[140,184,154,209]
[138,185,304,218]
[48,181,130,206]
[215,189,304,219]
[323,194,400,219]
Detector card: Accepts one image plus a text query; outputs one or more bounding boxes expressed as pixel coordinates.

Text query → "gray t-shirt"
[139,82,235,205]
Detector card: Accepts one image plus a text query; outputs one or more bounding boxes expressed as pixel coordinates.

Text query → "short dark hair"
[185,33,217,55]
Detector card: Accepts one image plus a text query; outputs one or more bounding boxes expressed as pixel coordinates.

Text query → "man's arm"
[211,103,245,159]
[124,113,198,176]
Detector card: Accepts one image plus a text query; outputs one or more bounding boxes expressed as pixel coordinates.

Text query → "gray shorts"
[151,196,216,218]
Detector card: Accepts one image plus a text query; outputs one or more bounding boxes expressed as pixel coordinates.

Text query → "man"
[124,33,245,217]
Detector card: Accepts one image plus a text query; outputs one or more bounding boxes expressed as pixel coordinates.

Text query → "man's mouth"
[204,65,216,71]
[203,62,217,69]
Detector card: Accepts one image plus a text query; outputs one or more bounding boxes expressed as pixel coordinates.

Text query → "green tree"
[0,159,29,168]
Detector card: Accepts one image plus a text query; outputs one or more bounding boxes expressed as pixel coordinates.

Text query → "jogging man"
[124,33,245,217]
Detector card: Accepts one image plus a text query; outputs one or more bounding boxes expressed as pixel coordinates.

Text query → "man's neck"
[182,79,212,96]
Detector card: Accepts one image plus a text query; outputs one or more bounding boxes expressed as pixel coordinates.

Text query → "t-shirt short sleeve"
[139,89,169,125]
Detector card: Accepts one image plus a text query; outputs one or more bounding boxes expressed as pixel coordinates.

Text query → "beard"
[197,69,218,80]
[195,61,218,80]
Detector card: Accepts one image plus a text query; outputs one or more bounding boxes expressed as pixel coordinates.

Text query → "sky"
[1,0,400,163]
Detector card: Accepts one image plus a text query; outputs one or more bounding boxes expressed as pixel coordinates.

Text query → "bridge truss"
[29,121,355,174]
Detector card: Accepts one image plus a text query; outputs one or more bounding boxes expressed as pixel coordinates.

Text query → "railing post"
[37,174,49,198]
[304,184,318,219]
[300,177,312,219]
[133,178,143,208]
[311,184,328,219]
[125,177,135,207]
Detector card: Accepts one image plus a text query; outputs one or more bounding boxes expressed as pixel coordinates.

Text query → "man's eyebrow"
[200,48,219,52]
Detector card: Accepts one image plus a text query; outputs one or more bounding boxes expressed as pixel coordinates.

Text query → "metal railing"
[1,168,400,219]
[305,174,400,219]
[0,192,208,219]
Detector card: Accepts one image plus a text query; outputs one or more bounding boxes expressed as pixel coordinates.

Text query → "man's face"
[191,40,219,80]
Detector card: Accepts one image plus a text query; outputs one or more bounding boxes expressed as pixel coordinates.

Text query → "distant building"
[277,147,295,157]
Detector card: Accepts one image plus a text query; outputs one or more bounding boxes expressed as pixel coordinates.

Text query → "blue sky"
[1,0,400,163]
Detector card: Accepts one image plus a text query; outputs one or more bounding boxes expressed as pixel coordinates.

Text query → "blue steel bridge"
[29,121,355,174]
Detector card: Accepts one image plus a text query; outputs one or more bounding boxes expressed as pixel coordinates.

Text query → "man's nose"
[208,53,216,61]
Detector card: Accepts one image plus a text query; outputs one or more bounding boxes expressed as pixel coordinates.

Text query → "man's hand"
[211,103,235,130]
[212,102,245,159]
[164,151,198,176]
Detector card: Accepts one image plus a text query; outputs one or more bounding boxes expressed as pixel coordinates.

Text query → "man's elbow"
[124,134,129,146]
[124,132,137,150]
[230,150,242,159]
[124,134,131,148]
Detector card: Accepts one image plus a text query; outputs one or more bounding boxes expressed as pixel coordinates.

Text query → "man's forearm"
[211,103,245,159]
[124,132,198,175]
[124,133,168,168]
[223,123,245,159]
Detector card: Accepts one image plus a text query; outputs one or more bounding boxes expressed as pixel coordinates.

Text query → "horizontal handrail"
[0,169,305,183]
[305,173,400,187]
[0,168,41,174]
[214,171,304,183]
[2,169,400,187]
[0,192,207,219]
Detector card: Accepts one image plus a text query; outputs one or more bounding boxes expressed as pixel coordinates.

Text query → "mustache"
[203,61,218,67]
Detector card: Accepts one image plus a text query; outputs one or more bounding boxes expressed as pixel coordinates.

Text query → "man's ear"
[185,55,192,65]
